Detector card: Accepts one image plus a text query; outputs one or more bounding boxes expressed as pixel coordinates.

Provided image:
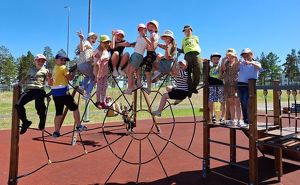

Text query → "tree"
[57,49,67,55]
[17,51,34,81]
[282,49,299,84]
[43,46,55,71]
[0,46,17,85]
[257,52,282,85]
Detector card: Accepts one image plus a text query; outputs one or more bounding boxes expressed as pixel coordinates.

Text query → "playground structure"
[7,62,300,185]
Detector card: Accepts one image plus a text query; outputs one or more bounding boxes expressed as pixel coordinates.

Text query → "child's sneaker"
[52,131,61,138]
[211,116,217,124]
[76,124,87,133]
[20,121,32,135]
[118,67,125,76]
[151,110,161,117]
[113,69,119,77]
[219,118,225,125]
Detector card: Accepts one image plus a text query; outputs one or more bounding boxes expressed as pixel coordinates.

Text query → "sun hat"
[210,52,221,59]
[137,23,146,30]
[226,48,237,57]
[99,35,111,42]
[161,30,174,40]
[35,54,47,61]
[178,60,187,65]
[241,48,253,55]
[87,32,98,38]
[182,25,193,32]
[55,53,70,61]
[147,20,159,31]
[115,29,125,37]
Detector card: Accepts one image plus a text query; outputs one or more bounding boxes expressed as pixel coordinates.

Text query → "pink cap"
[35,54,47,61]
[137,23,146,30]
[179,60,187,66]
[115,29,125,37]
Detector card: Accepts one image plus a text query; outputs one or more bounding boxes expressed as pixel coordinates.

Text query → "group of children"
[207,48,261,126]
[19,21,248,135]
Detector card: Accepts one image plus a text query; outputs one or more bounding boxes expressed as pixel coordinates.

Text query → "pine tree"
[0,46,17,85]
[282,49,299,84]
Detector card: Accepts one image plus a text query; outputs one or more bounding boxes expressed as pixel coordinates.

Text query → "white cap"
[178,60,187,65]
[88,32,98,38]
[35,54,47,61]
[241,48,253,55]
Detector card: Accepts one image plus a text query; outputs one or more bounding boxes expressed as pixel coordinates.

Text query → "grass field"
[0,87,292,130]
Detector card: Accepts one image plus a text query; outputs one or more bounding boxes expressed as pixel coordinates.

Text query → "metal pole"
[88,0,92,33]
[64,6,70,67]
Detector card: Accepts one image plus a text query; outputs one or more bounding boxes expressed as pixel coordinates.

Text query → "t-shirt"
[238,60,261,83]
[94,49,110,78]
[147,32,159,51]
[77,40,94,64]
[175,69,188,91]
[134,35,148,55]
[209,65,223,85]
[109,40,126,56]
[52,65,69,87]
[23,66,48,90]
[182,35,201,54]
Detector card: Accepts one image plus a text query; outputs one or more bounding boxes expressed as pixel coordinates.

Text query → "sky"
[1,0,300,63]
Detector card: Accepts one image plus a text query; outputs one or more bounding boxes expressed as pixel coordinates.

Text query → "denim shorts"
[129,52,144,68]
[209,86,225,102]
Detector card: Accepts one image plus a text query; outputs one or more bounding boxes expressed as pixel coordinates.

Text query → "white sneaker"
[151,110,161,117]
[118,67,125,76]
[113,69,119,77]
[76,124,87,133]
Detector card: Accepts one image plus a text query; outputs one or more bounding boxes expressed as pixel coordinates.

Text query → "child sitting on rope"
[123,23,150,95]
[48,53,87,138]
[109,29,131,77]
[16,54,49,134]
[151,59,189,117]
[93,35,111,109]
[151,30,177,83]
[75,31,98,100]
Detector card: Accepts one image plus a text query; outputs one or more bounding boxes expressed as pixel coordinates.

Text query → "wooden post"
[8,85,21,185]
[248,79,258,185]
[272,80,282,181]
[230,129,236,164]
[133,90,138,124]
[202,61,210,177]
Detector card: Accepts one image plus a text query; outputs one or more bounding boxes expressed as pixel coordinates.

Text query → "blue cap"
[55,53,70,61]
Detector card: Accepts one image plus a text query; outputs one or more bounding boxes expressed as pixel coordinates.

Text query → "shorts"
[129,52,143,68]
[141,51,157,72]
[159,58,174,73]
[53,94,78,116]
[168,88,189,100]
[209,86,225,102]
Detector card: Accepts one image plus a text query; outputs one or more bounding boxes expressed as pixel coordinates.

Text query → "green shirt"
[182,35,201,54]
[23,66,48,90]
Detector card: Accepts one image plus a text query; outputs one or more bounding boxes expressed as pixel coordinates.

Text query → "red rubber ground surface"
[0,117,299,185]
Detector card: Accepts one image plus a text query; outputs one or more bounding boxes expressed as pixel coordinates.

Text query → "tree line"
[0,45,300,87]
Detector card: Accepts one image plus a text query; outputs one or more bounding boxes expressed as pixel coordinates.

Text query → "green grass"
[0,88,292,130]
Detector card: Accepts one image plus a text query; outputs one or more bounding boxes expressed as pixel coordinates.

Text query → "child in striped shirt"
[151,59,188,117]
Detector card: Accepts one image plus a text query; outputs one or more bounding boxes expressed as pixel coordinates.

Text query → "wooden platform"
[266,127,300,139]
[208,121,279,132]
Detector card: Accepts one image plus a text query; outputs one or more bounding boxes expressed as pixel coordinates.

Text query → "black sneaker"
[193,89,199,94]
[20,121,32,135]
[212,116,217,124]
[52,132,61,138]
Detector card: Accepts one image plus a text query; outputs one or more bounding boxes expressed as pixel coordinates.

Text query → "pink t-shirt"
[93,49,109,78]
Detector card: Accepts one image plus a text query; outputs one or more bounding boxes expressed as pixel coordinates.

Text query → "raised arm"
[77,31,85,52]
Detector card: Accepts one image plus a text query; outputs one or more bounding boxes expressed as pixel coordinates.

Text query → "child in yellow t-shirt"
[49,53,87,138]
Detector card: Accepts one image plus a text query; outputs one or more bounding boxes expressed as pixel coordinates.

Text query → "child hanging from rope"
[48,53,87,138]
[93,35,111,109]
[140,20,160,94]
[109,29,131,77]
[152,30,177,83]
[123,23,150,95]
[16,54,49,134]
[151,59,189,117]
[76,31,98,100]
[207,53,225,124]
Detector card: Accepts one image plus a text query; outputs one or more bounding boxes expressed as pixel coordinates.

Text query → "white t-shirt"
[77,40,93,64]
[147,32,159,50]
[134,35,148,55]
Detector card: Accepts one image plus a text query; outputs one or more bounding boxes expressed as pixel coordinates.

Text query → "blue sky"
[1,0,299,63]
